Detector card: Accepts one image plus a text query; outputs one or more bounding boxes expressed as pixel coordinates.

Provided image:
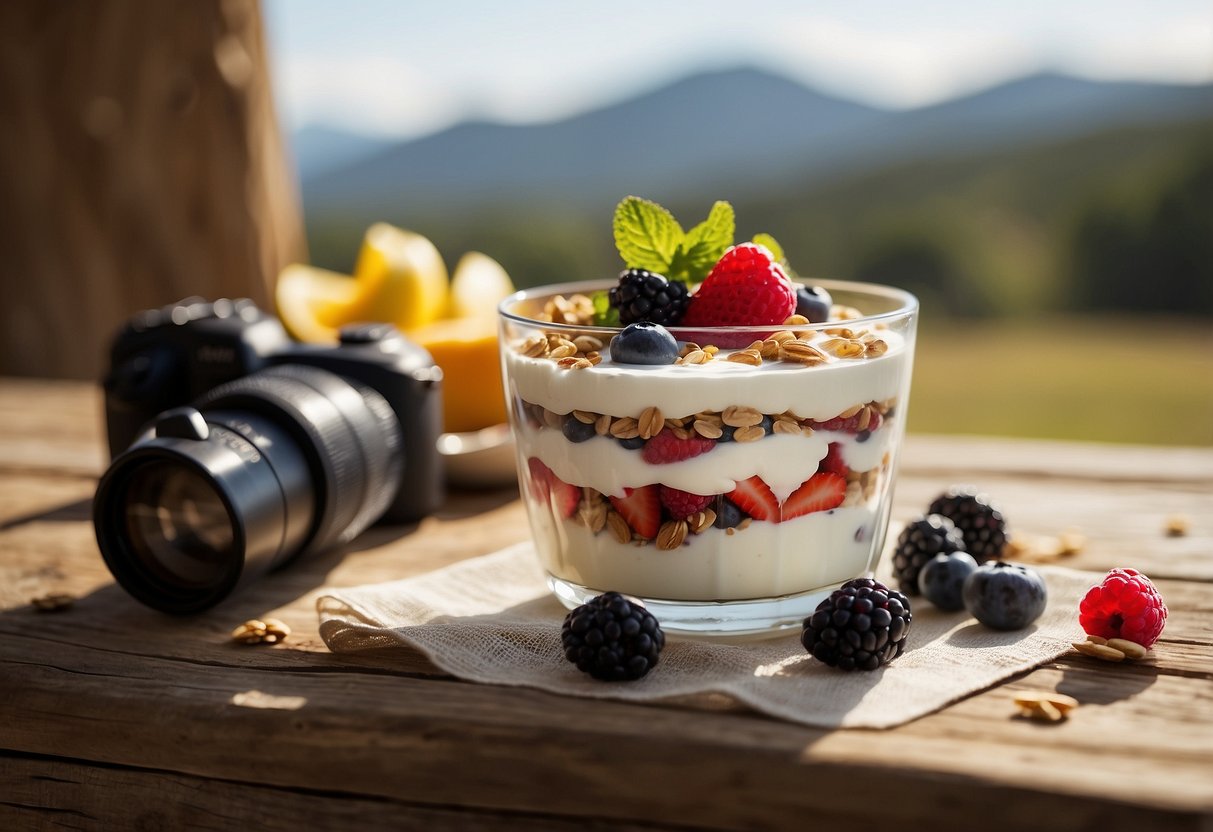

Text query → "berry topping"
[927,486,1009,562]
[810,409,883,434]
[561,591,665,681]
[781,472,846,520]
[917,551,979,612]
[962,561,1047,630]
[658,486,714,520]
[561,414,597,443]
[725,476,780,522]
[802,578,912,671]
[892,515,967,595]
[641,429,716,465]
[713,498,745,529]
[608,322,680,365]
[795,284,833,323]
[818,442,848,477]
[681,243,796,328]
[1078,568,1167,648]
[608,485,661,539]
[526,457,580,518]
[609,269,690,326]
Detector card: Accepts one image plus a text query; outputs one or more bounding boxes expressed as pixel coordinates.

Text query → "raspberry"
[810,409,882,434]
[818,442,847,477]
[658,485,713,520]
[641,430,715,465]
[1079,568,1167,648]
[609,269,689,326]
[681,243,796,328]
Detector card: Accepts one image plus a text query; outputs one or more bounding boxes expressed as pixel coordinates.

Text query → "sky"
[264,0,1213,139]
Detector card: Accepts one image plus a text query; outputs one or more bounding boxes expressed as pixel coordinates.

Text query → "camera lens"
[124,461,236,588]
[94,366,403,613]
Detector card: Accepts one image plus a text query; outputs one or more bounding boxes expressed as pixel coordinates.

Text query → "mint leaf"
[613,196,684,273]
[590,290,620,327]
[672,201,735,282]
[751,233,783,263]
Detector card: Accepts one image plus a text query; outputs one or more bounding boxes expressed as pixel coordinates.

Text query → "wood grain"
[0,379,1210,830]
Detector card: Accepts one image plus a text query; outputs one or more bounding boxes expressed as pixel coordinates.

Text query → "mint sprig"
[613,197,683,274]
[613,196,735,284]
[750,233,783,263]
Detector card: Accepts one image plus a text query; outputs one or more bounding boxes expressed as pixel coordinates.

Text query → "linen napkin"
[317,541,1091,728]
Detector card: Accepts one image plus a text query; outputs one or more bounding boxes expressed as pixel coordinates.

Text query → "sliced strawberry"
[526,457,580,518]
[782,472,846,521]
[608,485,661,539]
[641,430,716,465]
[658,485,714,520]
[725,476,780,522]
[818,442,848,477]
[548,475,581,518]
[526,457,553,501]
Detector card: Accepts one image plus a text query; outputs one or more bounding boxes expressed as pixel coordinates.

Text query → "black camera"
[94,297,444,613]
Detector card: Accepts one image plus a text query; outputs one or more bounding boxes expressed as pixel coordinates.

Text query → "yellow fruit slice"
[350,223,449,331]
[448,251,514,320]
[410,316,506,433]
[275,263,359,343]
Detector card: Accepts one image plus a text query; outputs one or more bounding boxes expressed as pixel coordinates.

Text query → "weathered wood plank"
[2,379,1211,830]
[0,753,695,832]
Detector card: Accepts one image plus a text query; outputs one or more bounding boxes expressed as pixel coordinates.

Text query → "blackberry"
[609,269,689,326]
[928,486,1009,562]
[801,577,911,671]
[892,514,966,596]
[561,591,665,681]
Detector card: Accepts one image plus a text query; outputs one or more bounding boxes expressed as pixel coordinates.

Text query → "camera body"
[103,297,443,524]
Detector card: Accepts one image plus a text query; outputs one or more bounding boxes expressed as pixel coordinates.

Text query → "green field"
[908,316,1213,445]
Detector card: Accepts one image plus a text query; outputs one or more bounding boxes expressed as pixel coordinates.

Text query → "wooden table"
[2,377,1211,831]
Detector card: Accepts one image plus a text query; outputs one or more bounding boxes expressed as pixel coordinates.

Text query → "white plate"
[438,424,518,489]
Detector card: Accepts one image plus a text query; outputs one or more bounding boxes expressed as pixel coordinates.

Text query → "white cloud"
[1066,15,1213,82]
[766,17,1042,106]
[272,55,465,137]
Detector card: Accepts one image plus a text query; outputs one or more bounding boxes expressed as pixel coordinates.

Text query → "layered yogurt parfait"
[499,198,917,636]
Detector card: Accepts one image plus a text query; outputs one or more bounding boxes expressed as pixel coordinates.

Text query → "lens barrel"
[94,366,403,613]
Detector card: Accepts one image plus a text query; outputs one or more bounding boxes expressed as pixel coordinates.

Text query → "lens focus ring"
[200,366,402,552]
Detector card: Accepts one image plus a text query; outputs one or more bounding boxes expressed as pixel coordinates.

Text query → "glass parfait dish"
[498,278,918,637]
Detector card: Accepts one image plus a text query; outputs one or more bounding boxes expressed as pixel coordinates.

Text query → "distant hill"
[290,125,393,179]
[299,67,1213,216]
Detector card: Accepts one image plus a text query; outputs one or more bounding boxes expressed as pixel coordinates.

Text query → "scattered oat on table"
[30,593,75,612]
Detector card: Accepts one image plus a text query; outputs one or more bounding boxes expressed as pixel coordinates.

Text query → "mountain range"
[296,67,1213,216]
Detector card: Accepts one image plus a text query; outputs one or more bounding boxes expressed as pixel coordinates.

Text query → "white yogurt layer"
[528,506,881,602]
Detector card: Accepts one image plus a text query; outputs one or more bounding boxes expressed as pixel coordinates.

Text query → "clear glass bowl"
[498,279,918,637]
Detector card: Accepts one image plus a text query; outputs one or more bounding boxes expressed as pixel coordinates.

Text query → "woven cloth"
[317,541,1092,728]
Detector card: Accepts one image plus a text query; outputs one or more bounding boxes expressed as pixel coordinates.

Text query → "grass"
[907,316,1213,446]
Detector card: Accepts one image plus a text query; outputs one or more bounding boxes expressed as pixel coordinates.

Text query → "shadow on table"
[1054,661,1158,705]
[2,493,423,627]
[0,497,93,531]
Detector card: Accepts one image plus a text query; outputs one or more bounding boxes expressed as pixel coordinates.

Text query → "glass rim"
[498,277,918,335]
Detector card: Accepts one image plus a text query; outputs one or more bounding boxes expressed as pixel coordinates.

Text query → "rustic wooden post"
[0,0,304,379]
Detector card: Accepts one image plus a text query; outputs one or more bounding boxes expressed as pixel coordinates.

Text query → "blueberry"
[561,415,598,443]
[962,561,1048,630]
[795,285,833,323]
[617,436,646,450]
[713,498,744,529]
[917,551,979,611]
[608,322,679,365]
